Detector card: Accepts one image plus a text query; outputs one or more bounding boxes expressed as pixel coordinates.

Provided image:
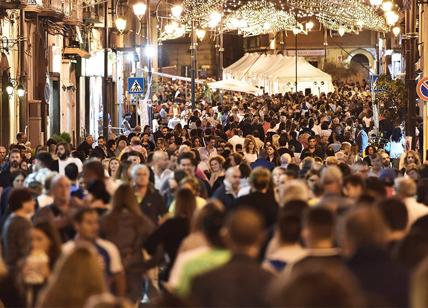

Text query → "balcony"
[0,0,27,9]
[24,0,83,23]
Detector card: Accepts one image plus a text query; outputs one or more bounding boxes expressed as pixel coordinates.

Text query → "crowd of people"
[0,79,428,307]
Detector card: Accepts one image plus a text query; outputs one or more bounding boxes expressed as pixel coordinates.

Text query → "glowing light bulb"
[133,2,147,20]
[208,11,222,28]
[196,29,206,40]
[171,4,183,18]
[115,17,127,33]
[392,26,401,36]
[305,21,314,31]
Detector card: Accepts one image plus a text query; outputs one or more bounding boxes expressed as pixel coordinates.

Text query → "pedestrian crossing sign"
[128,77,145,94]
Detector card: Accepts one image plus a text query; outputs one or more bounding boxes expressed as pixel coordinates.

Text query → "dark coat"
[212,184,239,211]
[347,247,409,307]
[236,191,278,228]
[190,254,273,307]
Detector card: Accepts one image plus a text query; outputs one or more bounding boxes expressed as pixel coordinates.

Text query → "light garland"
[286,0,389,32]
[158,0,392,42]
[224,0,298,36]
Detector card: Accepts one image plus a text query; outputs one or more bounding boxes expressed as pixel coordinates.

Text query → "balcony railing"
[24,0,83,22]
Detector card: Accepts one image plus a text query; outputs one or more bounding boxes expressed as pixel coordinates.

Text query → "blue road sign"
[128,77,145,94]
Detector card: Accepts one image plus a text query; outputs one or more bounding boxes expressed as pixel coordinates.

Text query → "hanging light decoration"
[287,0,388,32]
[370,0,383,6]
[171,4,183,18]
[133,2,147,20]
[392,26,401,36]
[181,0,224,21]
[338,26,346,36]
[224,0,298,36]
[305,20,314,31]
[196,28,206,40]
[385,11,399,25]
[382,0,394,12]
[208,11,222,28]
[115,17,127,33]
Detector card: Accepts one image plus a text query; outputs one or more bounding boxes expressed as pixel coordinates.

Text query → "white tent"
[223,53,259,80]
[208,79,262,95]
[269,57,334,94]
[223,53,334,95]
[222,53,251,79]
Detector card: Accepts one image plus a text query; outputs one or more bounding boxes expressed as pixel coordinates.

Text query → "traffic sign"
[417,77,428,101]
[128,77,145,94]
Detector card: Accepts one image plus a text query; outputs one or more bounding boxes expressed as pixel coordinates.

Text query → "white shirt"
[154,168,173,194]
[404,197,428,227]
[63,238,123,275]
[58,157,83,176]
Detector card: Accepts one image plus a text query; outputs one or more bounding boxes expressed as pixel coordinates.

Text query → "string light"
[159,0,393,42]
[287,0,388,32]
[224,0,298,36]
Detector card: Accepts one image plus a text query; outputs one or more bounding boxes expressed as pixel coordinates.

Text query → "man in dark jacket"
[236,167,278,229]
[190,208,272,307]
[0,149,22,189]
[92,136,108,159]
[343,207,409,307]
[77,135,94,157]
[212,166,241,211]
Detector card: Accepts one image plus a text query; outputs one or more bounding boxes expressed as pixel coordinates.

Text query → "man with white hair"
[131,164,166,225]
[394,177,428,227]
[34,175,76,242]
[280,153,292,168]
[278,180,310,207]
[212,166,241,211]
[152,150,173,195]
[318,166,352,211]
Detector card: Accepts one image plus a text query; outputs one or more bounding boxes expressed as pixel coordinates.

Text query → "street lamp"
[392,26,401,36]
[5,77,25,97]
[145,45,156,58]
[382,0,393,12]
[133,2,147,20]
[196,29,206,40]
[5,82,13,95]
[385,11,399,26]
[171,4,183,19]
[305,21,314,31]
[17,84,25,97]
[208,11,222,28]
[115,16,127,33]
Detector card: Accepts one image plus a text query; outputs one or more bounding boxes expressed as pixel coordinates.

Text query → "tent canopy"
[208,79,262,95]
[223,53,334,95]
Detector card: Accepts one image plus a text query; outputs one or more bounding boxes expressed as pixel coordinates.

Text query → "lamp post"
[133,1,147,127]
[404,0,417,149]
[103,1,109,139]
[191,19,197,110]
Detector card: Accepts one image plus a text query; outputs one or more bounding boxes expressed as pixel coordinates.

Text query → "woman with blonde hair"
[399,150,421,173]
[37,245,106,308]
[243,137,258,164]
[208,156,226,193]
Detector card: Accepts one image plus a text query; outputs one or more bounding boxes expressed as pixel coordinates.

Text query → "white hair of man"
[280,153,292,167]
[280,179,310,205]
[130,164,150,180]
[394,177,417,198]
